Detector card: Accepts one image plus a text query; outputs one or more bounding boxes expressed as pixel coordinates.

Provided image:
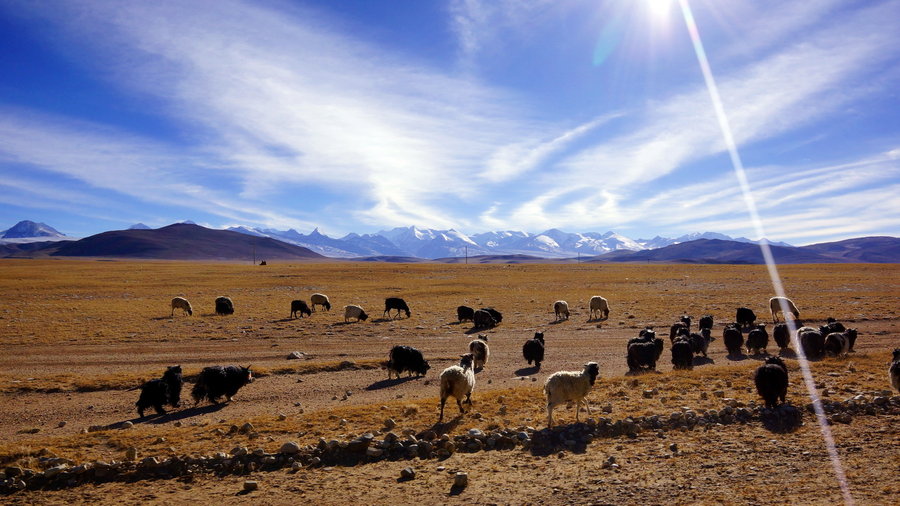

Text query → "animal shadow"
[624,369,662,376]
[366,376,418,391]
[725,353,748,362]
[760,404,803,433]
[465,326,491,335]
[140,403,227,424]
[430,418,464,435]
[778,348,798,359]
[692,357,715,367]
[548,319,567,325]
[515,365,540,376]
[151,316,175,321]
[529,424,590,457]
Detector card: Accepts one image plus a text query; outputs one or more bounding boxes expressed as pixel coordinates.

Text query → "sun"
[645,0,674,19]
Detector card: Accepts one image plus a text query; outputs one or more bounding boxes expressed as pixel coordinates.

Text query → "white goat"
[310,293,332,311]
[468,336,490,370]
[544,362,600,427]
[170,296,193,316]
[343,304,369,322]
[439,353,476,421]
[589,296,609,320]
[553,300,570,321]
[769,296,800,323]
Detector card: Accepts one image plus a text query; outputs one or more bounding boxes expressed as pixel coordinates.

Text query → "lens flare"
[674,0,855,504]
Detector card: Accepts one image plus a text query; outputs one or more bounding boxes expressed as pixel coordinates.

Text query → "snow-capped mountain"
[638,232,792,249]
[376,226,486,258]
[0,220,72,243]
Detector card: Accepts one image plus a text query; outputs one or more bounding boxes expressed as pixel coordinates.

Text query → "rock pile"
[3,393,897,495]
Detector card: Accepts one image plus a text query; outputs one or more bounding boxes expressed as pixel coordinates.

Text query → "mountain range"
[0,220,896,263]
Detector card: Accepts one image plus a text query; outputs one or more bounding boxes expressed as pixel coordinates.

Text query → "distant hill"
[800,236,900,263]
[591,237,899,264]
[46,223,324,261]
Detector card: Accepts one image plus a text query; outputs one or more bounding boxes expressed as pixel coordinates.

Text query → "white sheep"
[310,293,332,311]
[170,296,192,316]
[553,300,570,321]
[769,296,800,323]
[544,362,600,427]
[343,304,369,322]
[468,336,490,370]
[589,296,609,320]
[439,353,476,421]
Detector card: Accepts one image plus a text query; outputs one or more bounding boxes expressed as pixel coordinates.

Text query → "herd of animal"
[151,294,898,429]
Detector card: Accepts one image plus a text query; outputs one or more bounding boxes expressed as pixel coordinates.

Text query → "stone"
[400,467,416,480]
[280,442,301,455]
[243,480,258,492]
[57,421,67,428]
[125,447,138,461]
[366,447,384,458]
[384,418,396,430]
[287,351,305,360]
[121,421,133,429]
[454,472,468,488]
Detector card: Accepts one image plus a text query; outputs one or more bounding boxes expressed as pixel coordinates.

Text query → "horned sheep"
[170,297,193,316]
[544,362,600,427]
[439,354,476,422]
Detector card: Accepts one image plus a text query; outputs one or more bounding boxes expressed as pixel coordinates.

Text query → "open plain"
[0,259,897,504]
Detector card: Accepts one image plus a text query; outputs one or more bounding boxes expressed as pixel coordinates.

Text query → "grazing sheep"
[482,307,503,323]
[544,362,601,427]
[384,297,411,319]
[589,296,610,320]
[746,324,769,355]
[627,335,664,372]
[890,349,900,392]
[135,365,183,417]
[468,336,490,370]
[191,365,253,405]
[473,309,496,329]
[310,293,332,311]
[387,345,430,379]
[736,307,756,328]
[290,300,312,319]
[798,328,825,360]
[769,296,800,323]
[553,300,570,321]
[669,322,689,343]
[688,331,709,358]
[723,323,744,357]
[824,329,857,357]
[344,304,368,322]
[671,337,693,370]
[170,297,193,316]
[439,354,476,422]
[698,315,714,331]
[215,296,234,316]
[457,305,475,323]
[522,332,545,368]
[754,356,788,409]
[773,323,790,351]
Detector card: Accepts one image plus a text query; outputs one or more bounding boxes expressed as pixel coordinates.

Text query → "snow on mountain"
[376,226,484,258]
[638,232,792,249]
[0,220,72,243]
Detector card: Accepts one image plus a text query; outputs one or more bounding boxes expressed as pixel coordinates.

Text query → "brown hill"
[47,223,324,261]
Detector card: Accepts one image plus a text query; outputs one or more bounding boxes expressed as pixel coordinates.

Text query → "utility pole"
[465,245,468,265]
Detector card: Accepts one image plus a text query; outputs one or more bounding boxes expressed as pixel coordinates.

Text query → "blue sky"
[1,0,898,244]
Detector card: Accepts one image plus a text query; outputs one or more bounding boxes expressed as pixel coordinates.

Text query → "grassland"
[0,259,897,504]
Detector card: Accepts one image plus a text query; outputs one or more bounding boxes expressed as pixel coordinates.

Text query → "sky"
[0,0,898,245]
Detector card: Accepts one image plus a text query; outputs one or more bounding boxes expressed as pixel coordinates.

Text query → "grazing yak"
[191,365,253,405]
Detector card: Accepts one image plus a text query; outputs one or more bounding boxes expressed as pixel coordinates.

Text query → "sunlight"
[645,0,673,19]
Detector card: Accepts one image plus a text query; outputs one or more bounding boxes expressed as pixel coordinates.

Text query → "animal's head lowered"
[584,362,600,385]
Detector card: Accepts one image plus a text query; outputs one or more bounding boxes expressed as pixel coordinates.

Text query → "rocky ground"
[0,260,897,503]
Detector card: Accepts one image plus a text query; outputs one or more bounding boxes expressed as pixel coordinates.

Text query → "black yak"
[136,365,183,417]
[191,365,254,405]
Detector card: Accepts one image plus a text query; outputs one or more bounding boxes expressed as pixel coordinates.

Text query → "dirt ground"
[0,259,897,504]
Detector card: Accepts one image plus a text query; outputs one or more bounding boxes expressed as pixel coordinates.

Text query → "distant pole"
[465,246,468,265]
[578,252,581,264]
[252,244,256,265]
